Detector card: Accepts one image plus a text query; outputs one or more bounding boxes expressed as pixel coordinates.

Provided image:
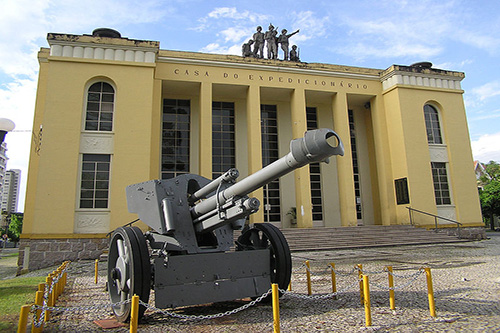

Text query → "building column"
[246,85,264,223]
[291,88,313,228]
[370,96,397,225]
[198,82,212,179]
[332,92,357,226]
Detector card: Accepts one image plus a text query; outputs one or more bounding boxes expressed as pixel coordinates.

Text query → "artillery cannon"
[107,128,344,321]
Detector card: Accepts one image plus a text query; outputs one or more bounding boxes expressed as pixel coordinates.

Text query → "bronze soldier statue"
[277,29,299,61]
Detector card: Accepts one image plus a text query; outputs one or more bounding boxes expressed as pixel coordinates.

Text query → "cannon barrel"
[189,168,239,204]
[190,128,344,218]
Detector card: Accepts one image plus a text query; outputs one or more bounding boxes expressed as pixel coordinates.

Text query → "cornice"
[381,65,464,91]
[158,55,382,81]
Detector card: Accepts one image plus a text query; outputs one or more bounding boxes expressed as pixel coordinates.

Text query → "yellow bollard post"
[95,259,99,284]
[387,266,395,310]
[17,304,31,333]
[357,264,363,305]
[305,260,312,295]
[130,295,139,333]
[62,266,68,293]
[44,274,53,322]
[425,267,436,317]
[32,290,44,333]
[363,275,372,327]
[272,283,280,333]
[55,268,62,300]
[330,263,337,298]
[37,283,45,293]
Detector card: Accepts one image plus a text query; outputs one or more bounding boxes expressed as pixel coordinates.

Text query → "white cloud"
[289,11,329,43]
[200,43,241,56]
[221,27,253,43]
[206,7,262,23]
[471,132,500,163]
[0,0,171,212]
[195,7,273,54]
[0,78,38,212]
[471,81,500,102]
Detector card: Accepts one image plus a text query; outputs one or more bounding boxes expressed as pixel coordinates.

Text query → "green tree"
[7,213,23,243]
[479,161,500,230]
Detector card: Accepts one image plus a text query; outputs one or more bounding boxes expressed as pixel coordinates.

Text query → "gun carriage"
[107,128,344,321]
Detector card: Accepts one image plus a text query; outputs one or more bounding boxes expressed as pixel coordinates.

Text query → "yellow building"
[18,29,483,271]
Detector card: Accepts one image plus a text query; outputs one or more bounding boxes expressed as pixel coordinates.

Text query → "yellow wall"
[22,39,483,240]
[383,85,482,226]
[23,55,157,236]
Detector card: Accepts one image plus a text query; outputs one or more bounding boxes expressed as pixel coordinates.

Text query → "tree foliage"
[0,213,23,243]
[479,161,500,230]
[8,213,23,242]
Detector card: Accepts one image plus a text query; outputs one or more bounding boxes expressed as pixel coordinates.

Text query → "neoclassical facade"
[18,29,482,272]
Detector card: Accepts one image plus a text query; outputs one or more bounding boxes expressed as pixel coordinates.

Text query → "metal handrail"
[406,206,462,238]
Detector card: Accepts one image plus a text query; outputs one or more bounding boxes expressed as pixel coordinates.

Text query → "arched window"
[85,82,114,131]
[424,104,442,144]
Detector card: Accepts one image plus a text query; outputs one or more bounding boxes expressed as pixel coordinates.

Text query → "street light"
[0,118,15,144]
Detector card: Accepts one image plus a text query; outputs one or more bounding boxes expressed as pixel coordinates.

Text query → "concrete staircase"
[279,225,469,252]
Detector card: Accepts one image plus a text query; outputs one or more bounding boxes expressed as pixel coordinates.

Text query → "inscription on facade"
[173,68,369,90]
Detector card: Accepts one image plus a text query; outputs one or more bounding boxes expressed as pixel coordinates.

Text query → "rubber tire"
[236,223,292,298]
[107,227,150,322]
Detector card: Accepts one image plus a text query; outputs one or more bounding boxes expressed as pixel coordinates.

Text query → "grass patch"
[0,276,46,331]
[1,252,18,258]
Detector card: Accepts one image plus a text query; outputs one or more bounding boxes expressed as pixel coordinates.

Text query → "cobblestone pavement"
[37,233,500,332]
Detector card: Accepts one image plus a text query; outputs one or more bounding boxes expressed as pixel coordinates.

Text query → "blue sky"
[1,0,499,211]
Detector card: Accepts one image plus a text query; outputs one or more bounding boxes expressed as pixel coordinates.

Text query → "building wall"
[1,169,21,213]
[18,31,483,272]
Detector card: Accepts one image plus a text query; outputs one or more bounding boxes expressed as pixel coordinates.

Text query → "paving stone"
[31,233,500,332]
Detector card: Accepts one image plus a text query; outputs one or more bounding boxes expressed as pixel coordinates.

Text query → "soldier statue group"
[242,24,300,62]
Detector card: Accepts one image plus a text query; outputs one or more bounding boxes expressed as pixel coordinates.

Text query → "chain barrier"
[371,269,425,291]
[386,266,425,279]
[280,277,363,301]
[138,289,272,320]
[32,261,70,328]
[303,263,358,277]
[303,263,424,283]
[305,264,332,276]
[24,261,431,329]
[292,262,306,273]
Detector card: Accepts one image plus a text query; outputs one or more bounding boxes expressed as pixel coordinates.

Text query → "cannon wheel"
[236,223,292,298]
[107,226,150,322]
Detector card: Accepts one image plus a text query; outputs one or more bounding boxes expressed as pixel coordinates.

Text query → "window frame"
[78,153,112,210]
[424,104,444,145]
[84,81,116,132]
[161,99,191,180]
[431,162,452,206]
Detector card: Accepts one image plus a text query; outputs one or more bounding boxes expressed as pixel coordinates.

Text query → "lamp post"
[0,118,15,144]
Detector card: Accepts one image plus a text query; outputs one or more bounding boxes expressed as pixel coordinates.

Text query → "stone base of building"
[16,237,108,275]
[432,226,487,240]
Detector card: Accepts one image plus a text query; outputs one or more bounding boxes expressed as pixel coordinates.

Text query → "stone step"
[100,225,470,261]
[279,225,469,251]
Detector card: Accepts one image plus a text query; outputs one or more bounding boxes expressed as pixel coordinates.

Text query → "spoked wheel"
[108,226,150,322]
[236,223,292,298]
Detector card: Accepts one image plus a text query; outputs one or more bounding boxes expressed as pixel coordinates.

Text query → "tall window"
[348,110,363,220]
[431,162,451,205]
[306,107,323,222]
[212,102,235,179]
[162,99,190,179]
[261,105,281,223]
[80,154,111,209]
[85,82,114,131]
[424,104,443,144]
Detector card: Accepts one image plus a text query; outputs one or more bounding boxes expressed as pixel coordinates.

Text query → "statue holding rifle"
[278,28,299,61]
[265,24,279,59]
